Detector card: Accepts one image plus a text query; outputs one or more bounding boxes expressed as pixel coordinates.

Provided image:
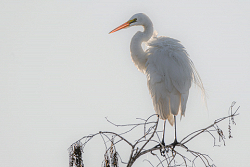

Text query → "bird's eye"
[129,18,137,24]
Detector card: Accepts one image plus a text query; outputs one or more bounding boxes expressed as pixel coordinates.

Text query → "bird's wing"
[145,36,204,125]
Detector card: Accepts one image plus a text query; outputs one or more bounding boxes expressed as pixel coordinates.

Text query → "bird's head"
[109,13,150,34]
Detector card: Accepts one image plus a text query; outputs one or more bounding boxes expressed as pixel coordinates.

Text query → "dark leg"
[154,120,166,149]
[161,120,166,146]
[171,116,178,147]
[157,120,168,155]
[174,115,177,140]
[170,116,188,150]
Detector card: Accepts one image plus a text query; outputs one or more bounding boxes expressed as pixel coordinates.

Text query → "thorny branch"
[68,102,239,167]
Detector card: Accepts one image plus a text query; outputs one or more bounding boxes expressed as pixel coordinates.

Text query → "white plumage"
[145,35,204,125]
[109,13,205,126]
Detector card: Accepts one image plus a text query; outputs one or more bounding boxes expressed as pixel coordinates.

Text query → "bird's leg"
[159,120,168,155]
[170,116,188,150]
[171,116,179,148]
[154,121,168,156]
[161,120,166,146]
[154,121,166,148]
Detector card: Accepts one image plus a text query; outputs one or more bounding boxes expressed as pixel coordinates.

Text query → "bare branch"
[69,102,239,167]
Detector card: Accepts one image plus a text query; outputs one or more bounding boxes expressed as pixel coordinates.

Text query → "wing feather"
[145,36,203,125]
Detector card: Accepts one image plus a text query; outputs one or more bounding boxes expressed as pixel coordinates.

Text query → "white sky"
[0,0,250,166]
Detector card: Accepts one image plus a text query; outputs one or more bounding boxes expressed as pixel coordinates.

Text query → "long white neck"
[130,21,153,73]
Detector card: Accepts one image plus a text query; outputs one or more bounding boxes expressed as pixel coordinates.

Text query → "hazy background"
[0,0,250,166]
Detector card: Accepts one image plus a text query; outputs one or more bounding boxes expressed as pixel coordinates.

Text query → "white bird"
[109,13,205,146]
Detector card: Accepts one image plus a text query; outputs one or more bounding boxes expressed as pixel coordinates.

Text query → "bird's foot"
[154,140,169,156]
[170,139,188,150]
[154,140,165,148]
[170,139,179,149]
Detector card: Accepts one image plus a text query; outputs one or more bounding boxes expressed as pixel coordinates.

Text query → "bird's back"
[145,36,204,125]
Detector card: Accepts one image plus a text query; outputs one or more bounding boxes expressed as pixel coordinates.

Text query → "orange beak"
[109,21,130,34]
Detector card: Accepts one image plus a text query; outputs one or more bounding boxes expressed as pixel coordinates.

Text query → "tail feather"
[181,92,189,116]
[154,96,174,126]
[170,93,181,115]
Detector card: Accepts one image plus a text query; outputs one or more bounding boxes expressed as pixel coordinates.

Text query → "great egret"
[109,13,205,147]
